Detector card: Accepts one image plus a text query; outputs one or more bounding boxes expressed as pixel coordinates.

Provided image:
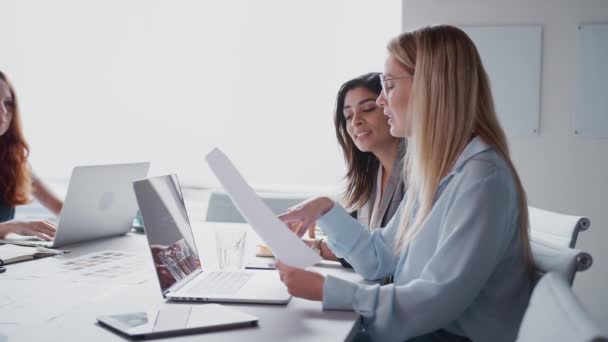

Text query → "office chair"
[205,190,311,223]
[528,206,590,248]
[528,206,593,286]
[517,272,607,342]
[530,239,592,286]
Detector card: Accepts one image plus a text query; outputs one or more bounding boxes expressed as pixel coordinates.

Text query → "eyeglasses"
[380,75,413,95]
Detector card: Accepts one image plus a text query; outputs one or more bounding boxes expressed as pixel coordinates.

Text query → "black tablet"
[97,304,258,340]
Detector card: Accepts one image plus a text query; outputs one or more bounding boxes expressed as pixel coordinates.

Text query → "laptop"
[1,163,150,248]
[133,174,291,304]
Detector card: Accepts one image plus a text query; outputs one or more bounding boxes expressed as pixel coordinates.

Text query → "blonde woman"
[276,25,532,342]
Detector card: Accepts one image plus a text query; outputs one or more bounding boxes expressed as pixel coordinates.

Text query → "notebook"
[0,244,60,266]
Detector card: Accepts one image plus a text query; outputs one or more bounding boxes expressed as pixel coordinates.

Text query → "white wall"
[402,0,608,327]
[0,0,400,190]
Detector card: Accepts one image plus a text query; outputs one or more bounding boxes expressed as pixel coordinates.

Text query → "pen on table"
[35,246,69,255]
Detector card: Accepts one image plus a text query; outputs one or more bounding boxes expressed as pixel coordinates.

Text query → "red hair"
[0,71,31,206]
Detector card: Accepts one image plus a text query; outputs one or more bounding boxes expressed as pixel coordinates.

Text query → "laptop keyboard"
[190,271,254,295]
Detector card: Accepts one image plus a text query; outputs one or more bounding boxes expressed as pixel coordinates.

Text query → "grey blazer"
[354,141,406,230]
[339,142,406,269]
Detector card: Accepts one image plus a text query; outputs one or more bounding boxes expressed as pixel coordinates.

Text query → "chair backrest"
[205,190,310,223]
[530,240,593,286]
[528,206,590,248]
[517,273,607,342]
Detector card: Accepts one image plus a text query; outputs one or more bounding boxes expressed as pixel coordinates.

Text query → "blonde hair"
[389,25,532,270]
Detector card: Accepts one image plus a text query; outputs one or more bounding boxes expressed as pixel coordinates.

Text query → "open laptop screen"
[133,175,201,293]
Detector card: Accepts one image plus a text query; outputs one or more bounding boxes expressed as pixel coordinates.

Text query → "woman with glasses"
[0,71,62,240]
[304,73,406,266]
[276,25,532,342]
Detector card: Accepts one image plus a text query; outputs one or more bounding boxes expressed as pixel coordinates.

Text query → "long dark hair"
[0,71,31,207]
[334,72,384,210]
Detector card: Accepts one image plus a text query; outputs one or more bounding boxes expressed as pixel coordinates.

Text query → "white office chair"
[517,272,607,342]
[205,190,311,223]
[528,206,593,286]
[530,239,592,286]
[528,206,590,248]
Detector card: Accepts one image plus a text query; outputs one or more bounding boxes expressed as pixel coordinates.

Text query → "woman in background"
[306,73,406,265]
[0,71,62,240]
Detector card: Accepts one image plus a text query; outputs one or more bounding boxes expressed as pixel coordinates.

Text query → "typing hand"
[0,220,56,240]
[278,197,334,238]
[275,261,324,301]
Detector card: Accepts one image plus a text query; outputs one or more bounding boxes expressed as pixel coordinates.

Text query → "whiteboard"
[574,24,608,138]
[461,25,543,135]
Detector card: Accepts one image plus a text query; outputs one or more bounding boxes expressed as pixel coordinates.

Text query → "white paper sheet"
[205,148,322,268]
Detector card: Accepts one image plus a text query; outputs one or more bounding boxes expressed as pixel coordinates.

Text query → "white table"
[0,222,364,341]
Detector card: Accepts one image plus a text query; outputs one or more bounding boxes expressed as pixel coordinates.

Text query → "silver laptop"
[133,174,291,305]
[1,163,150,247]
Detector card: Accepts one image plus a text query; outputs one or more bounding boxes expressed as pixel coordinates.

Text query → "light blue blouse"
[317,137,531,342]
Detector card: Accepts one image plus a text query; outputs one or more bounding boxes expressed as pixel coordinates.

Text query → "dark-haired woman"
[307,73,406,265]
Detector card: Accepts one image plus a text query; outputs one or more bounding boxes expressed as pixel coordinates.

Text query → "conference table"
[0,189,366,342]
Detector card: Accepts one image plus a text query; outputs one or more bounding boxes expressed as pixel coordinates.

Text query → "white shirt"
[368,165,384,231]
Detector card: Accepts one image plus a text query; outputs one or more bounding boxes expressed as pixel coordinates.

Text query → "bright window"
[0,0,401,189]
